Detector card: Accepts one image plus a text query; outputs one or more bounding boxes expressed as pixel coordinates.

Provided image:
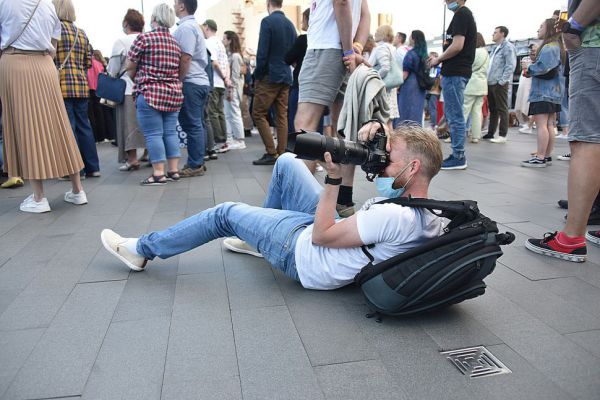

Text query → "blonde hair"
[374,25,394,43]
[152,3,176,28]
[390,123,443,180]
[53,0,76,22]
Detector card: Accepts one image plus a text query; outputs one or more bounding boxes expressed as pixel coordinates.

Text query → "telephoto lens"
[291,132,369,165]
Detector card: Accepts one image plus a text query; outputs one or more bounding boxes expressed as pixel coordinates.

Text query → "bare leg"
[30,179,44,202]
[167,158,179,173]
[534,114,550,156]
[152,162,166,177]
[126,149,139,165]
[545,117,556,157]
[564,142,600,237]
[70,174,83,194]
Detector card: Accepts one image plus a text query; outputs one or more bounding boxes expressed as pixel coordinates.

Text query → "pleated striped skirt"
[0,49,83,179]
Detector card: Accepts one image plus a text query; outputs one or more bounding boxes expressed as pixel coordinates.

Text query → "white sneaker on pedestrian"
[557,153,571,161]
[223,237,263,258]
[227,140,246,150]
[100,229,147,271]
[64,190,88,205]
[519,126,533,134]
[19,194,51,213]
[490,136,507,144]
[556,133,568,140]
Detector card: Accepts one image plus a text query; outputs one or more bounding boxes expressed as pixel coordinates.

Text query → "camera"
[288,131,389,181]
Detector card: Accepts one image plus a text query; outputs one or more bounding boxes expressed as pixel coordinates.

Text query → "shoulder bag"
[382,45,404,89]
[57,24,79,75]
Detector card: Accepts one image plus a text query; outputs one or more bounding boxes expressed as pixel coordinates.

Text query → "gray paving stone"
[82,317,170,400]
[2,281,126,400]
[111,280,175,323]
[0,289,20,317]
[161,273,241,400]
[486,265,600,334]
[177,240,223,275]
[0,328,45,398]
[460,288,600,399]
[315,360,408,400]
[536,277,600,319]
[564,330,600,359]
[79,247,131,283]
[232,306,324,400]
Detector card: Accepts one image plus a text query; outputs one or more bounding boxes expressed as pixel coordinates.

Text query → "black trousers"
[487,84,509,137]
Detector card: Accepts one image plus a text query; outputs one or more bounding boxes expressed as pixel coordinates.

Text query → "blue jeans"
[428,94,439,127]
[136,95,180,164]
[137,153,323,281]
[442,76,469,158]
[179,83,209,168]
[64,98,100,174]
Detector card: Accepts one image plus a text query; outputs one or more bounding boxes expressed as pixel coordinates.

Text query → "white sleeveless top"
[307,0,362,50]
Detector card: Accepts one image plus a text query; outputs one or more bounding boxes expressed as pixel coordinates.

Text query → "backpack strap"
[374,196,480,220]
[361,244,375,263]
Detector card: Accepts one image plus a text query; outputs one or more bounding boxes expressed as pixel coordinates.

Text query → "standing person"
[392,31,411,66]
[285,8,310,134]
[520,19,565,168]
[173,0,211,178]
[54,0,101,178]
[202,19,230,153]
[483,25,517,143]
[397,30,429,125]
[428,0,477,170]
[369,25,400,130]
[127,3,183,185]
[295,0,371,216]
[0,0,87,212]
[515,44,535,134]
[463,32,489,144]
[526,0,600,262]
[107,8,146,171]
[222,30,246,150]
[250,0,296,166]
[88,49,115,143]
[427,53,442,129]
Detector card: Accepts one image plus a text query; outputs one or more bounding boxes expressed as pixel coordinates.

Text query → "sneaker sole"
[441,164,467,170]
[19,205,51,213]
[525,240,586,263]
[223,240,263,258]
[64,199,88,205]
[100,230,146,271]
[585,232,600,246]
[520,163,546,168]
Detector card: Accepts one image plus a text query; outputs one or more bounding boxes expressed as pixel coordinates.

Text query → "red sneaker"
[525,231,587,263]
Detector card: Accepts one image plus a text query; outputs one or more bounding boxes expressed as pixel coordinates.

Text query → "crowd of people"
[0,0,599,290]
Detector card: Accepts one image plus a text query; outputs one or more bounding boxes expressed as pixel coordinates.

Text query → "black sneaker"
[482,133,495,140]
[558,200,568,209]
[525,231,587,263]
[521,156,546,168]
[545,156,552,166]
[252,153,278,166]
[586,231,600,246]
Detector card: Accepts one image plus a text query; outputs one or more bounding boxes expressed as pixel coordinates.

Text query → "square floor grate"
[441,346,512,379]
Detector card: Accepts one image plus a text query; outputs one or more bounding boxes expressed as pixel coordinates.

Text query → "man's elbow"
[311,232,328,247]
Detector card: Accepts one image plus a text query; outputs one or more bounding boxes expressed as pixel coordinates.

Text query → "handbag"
[382,45,403,89]
[97,71,127,105]
[416,63,435,91]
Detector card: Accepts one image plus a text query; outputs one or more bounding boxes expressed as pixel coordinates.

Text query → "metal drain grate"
[441,346,512,379]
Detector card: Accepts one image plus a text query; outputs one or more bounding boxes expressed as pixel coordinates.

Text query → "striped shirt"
[128,27,183,112]
[55,21,92,98]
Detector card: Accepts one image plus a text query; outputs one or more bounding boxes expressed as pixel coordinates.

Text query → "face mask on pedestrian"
[375,162,415,198]
[447,1,459,11]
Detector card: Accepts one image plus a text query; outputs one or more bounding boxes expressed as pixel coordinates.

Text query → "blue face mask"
[375,162,415,198]
[447,1,459,11]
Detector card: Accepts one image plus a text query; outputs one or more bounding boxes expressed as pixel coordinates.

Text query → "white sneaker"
[19,194,51,213]
[227,140,246,150]
[100,229,147,271]
[64,190,88,205]
[519,127,533,134]
[557,153,571,161]
[556,133,569,140]
[223,237,263,258]
[490,136,507,144]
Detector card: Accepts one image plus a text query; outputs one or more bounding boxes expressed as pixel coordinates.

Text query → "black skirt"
[528,101,561,115]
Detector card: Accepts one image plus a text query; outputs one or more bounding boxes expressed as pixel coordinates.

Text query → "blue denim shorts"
[568,47,600,143]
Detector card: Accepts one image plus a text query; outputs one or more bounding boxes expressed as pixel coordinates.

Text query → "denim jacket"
[527,42,562,104]
[487,40,516,85]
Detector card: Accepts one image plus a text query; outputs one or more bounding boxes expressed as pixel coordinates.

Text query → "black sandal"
[166,171,180,181]
[140,174,167,186]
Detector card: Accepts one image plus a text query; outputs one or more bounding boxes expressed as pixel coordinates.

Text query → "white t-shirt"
[205,36,229,89]
[294,197,444,290]
[0,0,61,52]
[107,34,138,95]
[395,45,411,67]
[307,0,362,50]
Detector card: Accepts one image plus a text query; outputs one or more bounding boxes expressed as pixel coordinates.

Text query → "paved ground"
[0,128,599,400]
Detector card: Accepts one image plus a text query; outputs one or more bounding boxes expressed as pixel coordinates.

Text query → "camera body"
[288,130,390,181]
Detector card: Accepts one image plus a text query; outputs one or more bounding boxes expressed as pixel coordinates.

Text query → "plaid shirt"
[55,21,92,98]
[128,27,183,112]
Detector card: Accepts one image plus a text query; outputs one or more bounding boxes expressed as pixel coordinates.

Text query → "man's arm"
[333,0,357,72]
[179,53,192,81]
[572,0,600,26]
[353,0,370,49]
[500,44,517,85]
[430,35,464,66]
[312,152,364,247]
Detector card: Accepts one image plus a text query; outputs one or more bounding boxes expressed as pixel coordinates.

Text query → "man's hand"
[428,56,440,68]
[358,121,387,143]
[342,52,358,73]
[323,152,342,179]
[562,32,582,51]
[224,77,233,88]
[347,52,371,68]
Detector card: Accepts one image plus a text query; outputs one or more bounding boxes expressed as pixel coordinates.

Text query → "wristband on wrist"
[568,17,585,32]
[325,175,342,185]
[342,49,354,57]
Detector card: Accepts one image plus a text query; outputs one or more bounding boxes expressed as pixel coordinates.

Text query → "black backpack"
[354,197,515,317]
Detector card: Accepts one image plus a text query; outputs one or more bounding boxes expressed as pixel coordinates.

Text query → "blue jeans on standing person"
[442,76,469,158]
[136,95,181,164]
[137,153,324,281]
[179,83,209,168]
[64,98,100,174]
[428,94,439,128]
